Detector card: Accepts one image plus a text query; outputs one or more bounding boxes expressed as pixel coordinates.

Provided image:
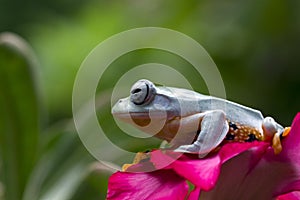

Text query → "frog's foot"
[262,117,283,141]
[272,132,282,155]
[282,127,291,137]
[272,127,291,155]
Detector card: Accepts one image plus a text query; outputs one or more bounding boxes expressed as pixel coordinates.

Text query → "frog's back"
[161,86,264,129]
[197,95,264,129]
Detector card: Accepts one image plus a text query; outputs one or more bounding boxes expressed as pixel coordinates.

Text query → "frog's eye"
[130,79,156,105]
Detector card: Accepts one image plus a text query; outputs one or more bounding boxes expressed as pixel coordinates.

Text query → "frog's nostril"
[131,88,142,94]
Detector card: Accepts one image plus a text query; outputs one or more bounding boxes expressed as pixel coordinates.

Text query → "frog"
[112,79,290,155]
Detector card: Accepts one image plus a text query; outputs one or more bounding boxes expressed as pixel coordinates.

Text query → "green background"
[0,0,299,199]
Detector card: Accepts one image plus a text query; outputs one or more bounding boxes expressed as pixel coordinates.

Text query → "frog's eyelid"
[131,88,142,94]
[131,80,156,105]
[144,83,150,102]
[131,84,149,105]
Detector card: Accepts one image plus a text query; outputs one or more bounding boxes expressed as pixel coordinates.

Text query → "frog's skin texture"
[112,79,286,155]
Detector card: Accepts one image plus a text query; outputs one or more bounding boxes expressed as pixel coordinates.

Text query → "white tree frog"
[112,79,290,155]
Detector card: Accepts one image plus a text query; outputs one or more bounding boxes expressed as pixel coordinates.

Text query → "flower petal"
[218,141,269,163]
[149,150,221,190]
[149,141,267,191]
[150,150,180,170]
[187,187,201,200]
[107,170,189,200]
[171,155,221,191]
[276,191,300,200]
[277,113,300,162]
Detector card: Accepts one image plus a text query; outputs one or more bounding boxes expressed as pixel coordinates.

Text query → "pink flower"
[107,113,300,200]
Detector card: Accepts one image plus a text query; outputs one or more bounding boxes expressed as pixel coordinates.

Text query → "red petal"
[148,142,267,191]
[187,187,201,200]
[278,113,300,161]
[171,155,221,191]
[107,170,189,200]
[219,141,269,163]
[149,151,221,190]
[276,191,300,200]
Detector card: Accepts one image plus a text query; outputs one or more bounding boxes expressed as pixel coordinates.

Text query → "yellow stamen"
[282,127,291,137]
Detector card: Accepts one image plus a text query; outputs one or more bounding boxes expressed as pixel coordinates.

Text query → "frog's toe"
[174,145,192,153]
[174,144,201,154]
[174,145,209,158]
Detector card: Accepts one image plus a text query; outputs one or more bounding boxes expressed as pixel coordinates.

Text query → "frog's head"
[112,79,201,141]
[112,79,179,126]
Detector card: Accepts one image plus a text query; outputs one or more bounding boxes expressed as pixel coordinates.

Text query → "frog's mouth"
[111,97,174,128]
[113,111,169,127]
[129,112,151,127]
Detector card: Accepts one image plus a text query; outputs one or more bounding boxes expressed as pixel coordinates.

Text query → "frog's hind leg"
[174,110,229,156]
[262,117,283,140]
[262,117,287,154]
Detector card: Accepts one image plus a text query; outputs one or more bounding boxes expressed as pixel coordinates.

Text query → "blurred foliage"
[0,0,299,200]
[1,0,297,123]
[0,33,39,200]
[0,33,114,200]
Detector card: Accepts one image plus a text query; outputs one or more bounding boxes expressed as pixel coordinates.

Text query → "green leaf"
[23,127,95,200]
[23,89,127,200]
[0,32,40,200]
[71,162,116,200]
[22,128,88,200]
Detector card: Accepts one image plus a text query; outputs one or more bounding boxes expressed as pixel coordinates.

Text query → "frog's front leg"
[174,110,229,155]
